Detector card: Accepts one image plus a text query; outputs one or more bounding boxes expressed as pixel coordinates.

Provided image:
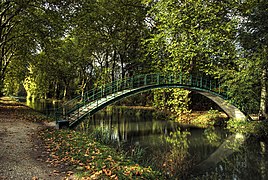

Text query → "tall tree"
[0,0,68,96]
[144,0,238,74]
[143,0,239,117]
[0,0,29,95]
[71,0,147,83]
[238,0,268,118]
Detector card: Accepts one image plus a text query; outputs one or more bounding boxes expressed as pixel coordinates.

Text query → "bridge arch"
[56,73,248,129]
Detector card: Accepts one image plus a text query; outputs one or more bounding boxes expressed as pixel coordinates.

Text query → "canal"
[25,99,268,179]
[76,107,268,179]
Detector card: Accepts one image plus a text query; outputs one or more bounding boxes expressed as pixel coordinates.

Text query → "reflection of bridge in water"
[55,73,248,129]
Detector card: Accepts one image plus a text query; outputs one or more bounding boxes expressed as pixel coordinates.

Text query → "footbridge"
[55,73,248,129]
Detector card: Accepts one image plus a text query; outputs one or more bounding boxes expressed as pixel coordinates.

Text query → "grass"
[40,128,164,179]
[226,118,268,138]
[179,110,228,128]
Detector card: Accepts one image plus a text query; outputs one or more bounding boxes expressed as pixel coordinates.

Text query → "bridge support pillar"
[56,120,70,129]
[197,91,247,121]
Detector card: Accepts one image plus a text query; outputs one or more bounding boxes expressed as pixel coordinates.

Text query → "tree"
[0,0,30,95]
[71,0,148,83]
[3,0,149,101]
[144,0,238,75]
[143,0,239,117]
[1,0,68,96]
[238,0,268,118]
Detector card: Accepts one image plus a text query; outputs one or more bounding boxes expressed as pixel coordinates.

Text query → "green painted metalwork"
[55,73,228,128]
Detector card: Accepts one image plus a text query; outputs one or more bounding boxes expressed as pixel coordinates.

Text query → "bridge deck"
[68,89,134,125]
[55,73,247,129]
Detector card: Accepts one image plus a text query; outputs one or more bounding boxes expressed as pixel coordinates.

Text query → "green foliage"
[1,0,266,120]
[143,0,239,118]
[153,88,191,119]
[226,118,268,138]
[23,62,51,99]
[239,0,268,52]
[203,126,222,147]
[216,0,268,116]
[71,0,148,79]
[191,110,226,128]
[143,0,238,75]
[0,0,67,95]
[2,0,148,101]
[237,0,268,116]
[221,57,261,113]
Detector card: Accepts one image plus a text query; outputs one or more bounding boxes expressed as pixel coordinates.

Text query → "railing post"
[190,74,192,85]
[200,77,202,88]
[83,93,85,105]
[64,107,67,120]
[210,80,212,90]
[116,80,119,93]
[144,75,147,86]
[180,72,182,84]
[77,105,79,119]
[157,74,160,85]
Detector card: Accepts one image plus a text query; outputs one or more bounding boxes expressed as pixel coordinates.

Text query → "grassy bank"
[0,97,163,179]
[3,96,268,179]
[226,118,268,139]
[177,110,228,128]
[40,128,163,179]
[0,96,52,123]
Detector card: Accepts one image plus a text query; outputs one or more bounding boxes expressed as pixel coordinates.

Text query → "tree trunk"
[80,76,88,99]
[111,50,117,81]
[63,86,67,101]
[63,81,69,101]
[259,66,267,120]
[0,80,4,97]
[53,81,58,99]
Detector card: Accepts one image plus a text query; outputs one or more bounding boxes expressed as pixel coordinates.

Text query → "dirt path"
[0,99,67,180]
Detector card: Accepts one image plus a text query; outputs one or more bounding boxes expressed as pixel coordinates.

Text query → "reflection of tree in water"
[78,107,236,179]
[225,138,268,180]
[203,127,222,147]
[198,138,268,180]
[149,128,194,179]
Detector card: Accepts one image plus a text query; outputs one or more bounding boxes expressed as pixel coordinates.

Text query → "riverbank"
[0,97,163,179]
[0,97,67,179]
[2,96,267,179]
[41,128,163,179]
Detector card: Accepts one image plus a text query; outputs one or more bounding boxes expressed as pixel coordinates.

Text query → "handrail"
[55,73,227,127]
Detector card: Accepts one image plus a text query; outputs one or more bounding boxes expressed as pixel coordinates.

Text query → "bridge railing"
[56,73,226,123]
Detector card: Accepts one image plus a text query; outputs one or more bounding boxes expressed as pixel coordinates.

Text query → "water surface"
[24,99,268,179]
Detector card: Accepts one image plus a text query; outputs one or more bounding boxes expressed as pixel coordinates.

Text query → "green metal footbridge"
[55,73,248,129]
